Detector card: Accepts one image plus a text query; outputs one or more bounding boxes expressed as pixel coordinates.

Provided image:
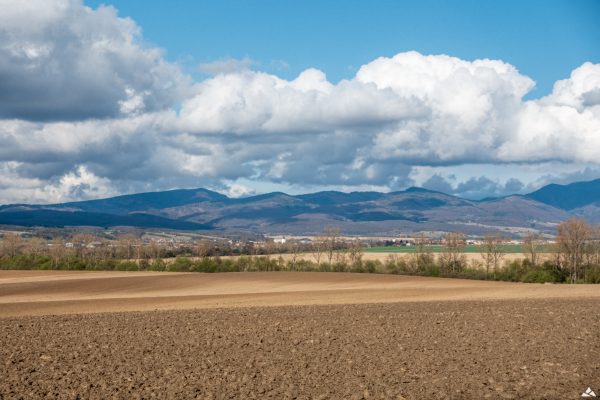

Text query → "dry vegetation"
[1,218,600,285]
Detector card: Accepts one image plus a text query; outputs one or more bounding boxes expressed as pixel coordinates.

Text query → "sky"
[0,0,599,204]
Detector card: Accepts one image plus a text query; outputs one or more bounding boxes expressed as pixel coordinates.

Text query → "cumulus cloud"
[223,182,256,198]
[179,68,423,135]
[0,0,192,121]
[0,163,117,203]
[0,0,600,204]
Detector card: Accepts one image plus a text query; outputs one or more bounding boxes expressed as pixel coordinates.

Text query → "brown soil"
[1,271,599,399]
[2,271,599,317]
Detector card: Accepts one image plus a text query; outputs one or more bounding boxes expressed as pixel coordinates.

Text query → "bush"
[521,269,559,283]
[585,265,600,283]
[216,258,239,273]
[419,263,440,277]
[364,260,379,274]
[149,259,166,271]
[168,256,193,272]
[64,258,87,270]
[319,262,332,272]
[332,262,347,272]
[192,257,217,273]
[253,256,280,272]
[454,268,488,280]
[138,259,150,271]
[495,260,527,282]
[116,261,139,271]
[93,259,118,271]
[236,256,253,272]
[293,259,316,272]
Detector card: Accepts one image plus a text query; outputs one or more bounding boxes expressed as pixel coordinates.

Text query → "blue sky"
[85,0,600,98]
[1,0,600,203]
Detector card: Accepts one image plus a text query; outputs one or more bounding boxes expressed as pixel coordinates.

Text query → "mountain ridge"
[526,178,600,210]
[0,179,598,234]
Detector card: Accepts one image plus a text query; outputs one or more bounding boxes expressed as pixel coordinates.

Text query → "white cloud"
[541,62,600,110]
[0,0,192,121]
[179,68,422,135]
[178,51,542,169]
[223,182,256,198]
[44,165,118,202]
[498,63,600,164]
[0,0,600,203]
[0,163,117,203]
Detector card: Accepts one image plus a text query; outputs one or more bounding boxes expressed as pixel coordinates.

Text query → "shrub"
[149,259,166,271]
[521,269,558,283]
[192,257,217,273]
[253,256,279,272]
[364,260,378,274]
[116,261,139,271]
[138,259,150,271]
[319,262,331,272]
[94,259,118,271]
[332,262,347,272]
[168,256,193,272]
[584,265,600,284]
[454,268,488,280]
[216,258,238,272]
[292,259,316,272]
[418,262,440,277]
[236,256,253,272]
[495,260,527,282]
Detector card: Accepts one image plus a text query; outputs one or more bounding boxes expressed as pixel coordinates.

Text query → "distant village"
[0,226,546,259]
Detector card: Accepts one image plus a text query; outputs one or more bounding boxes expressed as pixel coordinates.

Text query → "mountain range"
[1,179,599,236]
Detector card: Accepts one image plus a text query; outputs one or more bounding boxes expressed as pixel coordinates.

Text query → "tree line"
[1,218,599,283]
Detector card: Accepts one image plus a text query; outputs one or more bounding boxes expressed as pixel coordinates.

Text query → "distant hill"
[53,188,228,215]
[1,179,598,234]
[526,178,600,210]
[0,209,210,230]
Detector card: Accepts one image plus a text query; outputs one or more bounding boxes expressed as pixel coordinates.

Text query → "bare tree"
[584,225,600,267]
[440,232,466,273]
[194,239,211,259]
[148,240,163,262]
[97,239,115,262]
[347,238,364,267]
[480,233,506,275]
[311,232,329,265]
[263,239,277,256]
[411,234,433,271]
[556,218,592,283]
[49,238,66,269]
[334,248,347,266]
[522,232,543,267]
[72,233,99,262]
[117,233,138,260]
[286,241,302,271]
[323,227,341,265]
[1,232,23,258]
[25,237,47,257]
